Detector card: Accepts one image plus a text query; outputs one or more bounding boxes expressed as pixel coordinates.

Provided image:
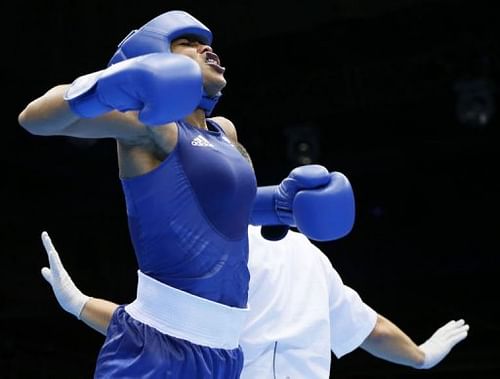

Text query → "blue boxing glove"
[64,53,203,126]
[294,171,355,241]
[250,165,331,226]
[250,165,355,241]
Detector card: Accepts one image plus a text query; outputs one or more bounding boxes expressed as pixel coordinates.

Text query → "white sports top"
[240,226,377,379]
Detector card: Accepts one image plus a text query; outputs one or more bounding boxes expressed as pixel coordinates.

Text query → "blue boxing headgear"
[109,10,221,115]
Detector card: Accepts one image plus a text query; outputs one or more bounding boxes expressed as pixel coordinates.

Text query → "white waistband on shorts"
[124,270,249,349]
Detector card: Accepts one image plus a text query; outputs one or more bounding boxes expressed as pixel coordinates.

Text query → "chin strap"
[199,91,222,115]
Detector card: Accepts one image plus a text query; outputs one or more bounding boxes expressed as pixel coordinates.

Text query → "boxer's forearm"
[80,298,119,336]
[18,85,80,135]
[360,314,425,368]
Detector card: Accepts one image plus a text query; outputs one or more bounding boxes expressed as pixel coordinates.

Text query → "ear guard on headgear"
[108,11,212,65]
[108,10,220,115]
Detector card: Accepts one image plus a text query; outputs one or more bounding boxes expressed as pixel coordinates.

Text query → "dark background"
[3,0,499,377]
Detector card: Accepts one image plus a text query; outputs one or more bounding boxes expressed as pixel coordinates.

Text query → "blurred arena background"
[3,0,498,377]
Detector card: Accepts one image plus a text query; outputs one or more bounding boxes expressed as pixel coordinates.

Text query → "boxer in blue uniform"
[18,10,355,378]
[94,116,255,377]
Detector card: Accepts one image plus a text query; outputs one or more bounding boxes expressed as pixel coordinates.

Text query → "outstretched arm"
[361,314,469,369]
[18,84,144,140]
[18,53,202,141]
[40,231,118,335]
[79,298,118,336]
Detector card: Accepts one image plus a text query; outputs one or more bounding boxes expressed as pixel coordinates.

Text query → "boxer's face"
[171,37,226,96]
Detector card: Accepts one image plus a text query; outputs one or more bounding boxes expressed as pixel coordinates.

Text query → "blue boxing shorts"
[94,271,248,378]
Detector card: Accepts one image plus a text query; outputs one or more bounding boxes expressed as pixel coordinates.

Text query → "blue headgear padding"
[108,11,212,65]
[108,10,220,115]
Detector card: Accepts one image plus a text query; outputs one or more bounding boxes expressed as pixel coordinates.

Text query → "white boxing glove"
[417,319,469,369]
[40,231,90,319]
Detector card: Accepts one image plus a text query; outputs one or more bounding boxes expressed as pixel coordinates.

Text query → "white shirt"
[241,226,377,379]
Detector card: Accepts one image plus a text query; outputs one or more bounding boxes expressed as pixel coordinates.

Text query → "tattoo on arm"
[236,142,253,169]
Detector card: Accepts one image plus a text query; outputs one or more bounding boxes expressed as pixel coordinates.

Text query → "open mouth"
[205,52,225,73]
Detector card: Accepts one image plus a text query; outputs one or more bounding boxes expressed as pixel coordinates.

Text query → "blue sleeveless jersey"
[120,120,256,308]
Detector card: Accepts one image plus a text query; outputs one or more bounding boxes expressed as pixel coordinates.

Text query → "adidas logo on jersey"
[191,135,214,148]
